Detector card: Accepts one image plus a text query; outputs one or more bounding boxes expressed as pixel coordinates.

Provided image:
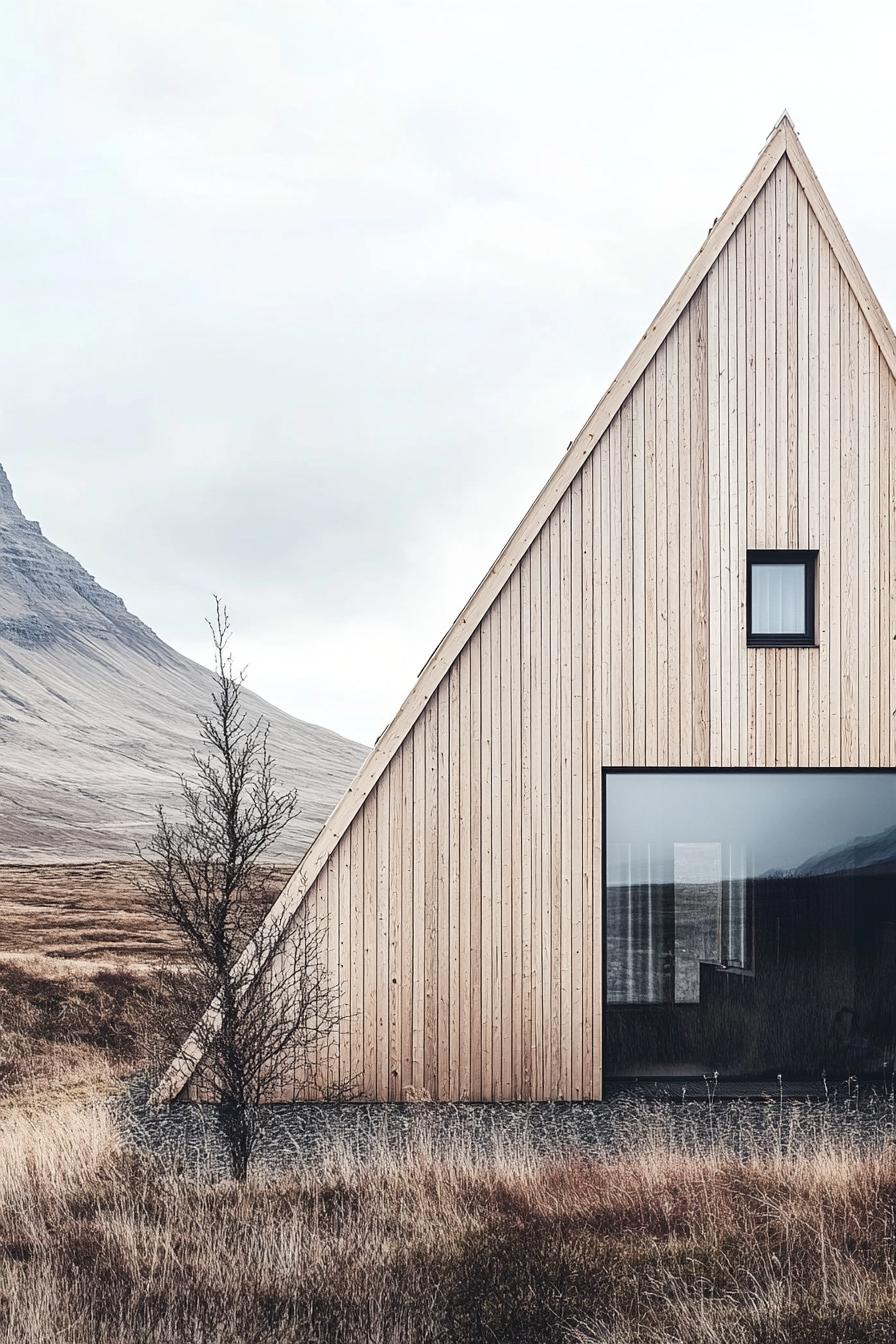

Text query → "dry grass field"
[0,869,895,1341]
[0,863,295,960]
[0,863,175,959]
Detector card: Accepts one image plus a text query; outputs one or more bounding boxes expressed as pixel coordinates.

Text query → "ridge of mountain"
[791,822,896,879]
[0,464,369,863]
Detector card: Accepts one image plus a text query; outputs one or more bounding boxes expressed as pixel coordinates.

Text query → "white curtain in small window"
[751,563,805,635]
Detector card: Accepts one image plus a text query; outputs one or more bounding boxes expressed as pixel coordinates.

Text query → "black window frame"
[601,766,896,1080]
[746,549,817,648]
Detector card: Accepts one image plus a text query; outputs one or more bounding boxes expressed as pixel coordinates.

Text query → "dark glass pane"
[604,772,896,1082]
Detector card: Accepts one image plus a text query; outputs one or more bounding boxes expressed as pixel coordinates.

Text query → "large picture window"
[604,771,896,1082]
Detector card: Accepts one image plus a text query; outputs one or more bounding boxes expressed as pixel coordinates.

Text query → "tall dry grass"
[0,951,157,1099]
[0,956,895,1341]
[0,1099,895,1342]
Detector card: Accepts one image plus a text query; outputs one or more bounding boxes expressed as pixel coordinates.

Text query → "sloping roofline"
[155,114,896,1103]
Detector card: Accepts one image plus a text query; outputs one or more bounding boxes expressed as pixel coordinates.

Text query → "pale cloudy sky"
[3,2,896,744]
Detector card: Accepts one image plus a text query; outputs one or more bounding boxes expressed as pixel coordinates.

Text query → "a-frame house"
[159,116,896,1103]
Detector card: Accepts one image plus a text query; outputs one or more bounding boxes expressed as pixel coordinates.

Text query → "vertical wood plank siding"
[190,155,896,1103]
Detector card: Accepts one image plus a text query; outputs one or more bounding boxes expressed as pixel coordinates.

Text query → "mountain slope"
[793,822,896,880]
[0,464,369,863]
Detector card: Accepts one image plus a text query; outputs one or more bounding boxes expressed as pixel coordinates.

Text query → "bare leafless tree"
[138,599,341,1179]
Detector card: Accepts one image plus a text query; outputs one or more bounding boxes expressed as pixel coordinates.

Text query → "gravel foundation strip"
[117,1075,896,1178]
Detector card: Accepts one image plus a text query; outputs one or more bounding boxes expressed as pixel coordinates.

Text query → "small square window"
[747,550,816,647]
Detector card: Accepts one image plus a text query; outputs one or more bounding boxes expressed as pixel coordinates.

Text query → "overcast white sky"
[3,2,896,744]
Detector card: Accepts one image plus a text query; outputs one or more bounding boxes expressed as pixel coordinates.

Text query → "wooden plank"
[387,753,402,1099]
[665,330,680,764]
[857,312,870,764]
[363,792,378,1098]
[631,383,646,767]
[733,223,746,763]
[842,277,859,764]
[468,630,482,1098]
[722,241,734,760]
[325,855,339,1094]
[447,660,461,1098]
[609,415,622,762]
[621,398,634,761]
[746,201,760,763]
[549,503,562,1096]
[519,551,533,1097]
[806,202,819,767]
[855,299,869,766]
[580,454,594,1096]
[411,718,425,1095]
[777,158,791,545]
[529,539,543,1098]
[678,308,693,765]
[399,742,414,1095]
[349,816,363,1095]
[570,474,584,1099]
[337,832,350,1092]
[437,677,450,1097]
[458,643,472,1097]
[591,443,604,1099]
[708,257,722,766]
[829,260,842,765]
[787,160,799,548]
[869,340,880,766]
[881,367,891,765]
[315,862,331,1095]
[540,524,553,1095]
[890,375,896,765]
[376,764,390,1100]
[644,363,657,765]
[423,700,439,1097]
[499,582,513,1096]
[655,343,669,767]
[508,567,522,1097]
[817,232,831,768]
[775,158,789,765]
[720,242,733,766]
[691,281,710,766]
[491,595,504,1095]
[739,213,751,762]
[558,489,573,1098]
[479,612,493,1099]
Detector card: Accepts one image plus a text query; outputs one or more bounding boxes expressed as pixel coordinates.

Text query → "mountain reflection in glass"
[604,772,896,1081]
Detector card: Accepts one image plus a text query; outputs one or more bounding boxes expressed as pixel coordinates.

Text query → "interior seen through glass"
[604,771,896,1081]
[751,562,806,634]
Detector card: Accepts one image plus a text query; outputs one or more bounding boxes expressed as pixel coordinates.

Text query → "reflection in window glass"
[604,772,896,1081]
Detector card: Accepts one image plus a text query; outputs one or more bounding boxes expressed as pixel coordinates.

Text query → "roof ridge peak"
[770,109,797,138]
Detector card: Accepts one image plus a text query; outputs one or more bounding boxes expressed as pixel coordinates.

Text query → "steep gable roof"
[156,114,896,1103]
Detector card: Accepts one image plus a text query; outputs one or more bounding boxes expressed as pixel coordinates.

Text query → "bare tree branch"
[137,599,347,1179]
